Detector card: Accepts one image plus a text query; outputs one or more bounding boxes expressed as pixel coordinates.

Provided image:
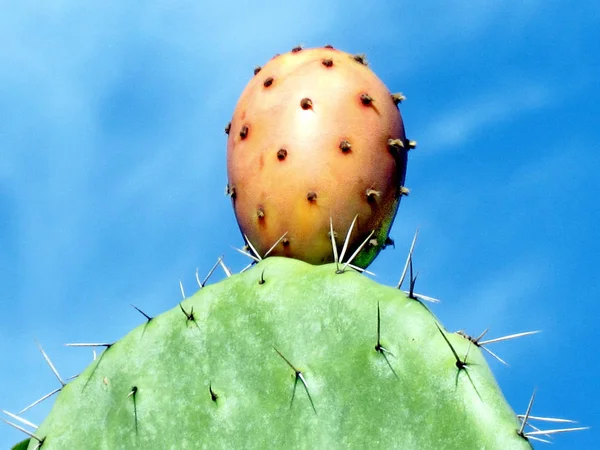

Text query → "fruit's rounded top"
[226,45,410,268]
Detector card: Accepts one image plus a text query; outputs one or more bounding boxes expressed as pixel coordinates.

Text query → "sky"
[1,1,599,448]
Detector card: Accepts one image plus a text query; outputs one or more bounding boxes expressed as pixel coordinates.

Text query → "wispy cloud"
[419,82,553,154]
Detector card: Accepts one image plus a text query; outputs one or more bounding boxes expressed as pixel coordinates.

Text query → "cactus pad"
[25,257,532,449]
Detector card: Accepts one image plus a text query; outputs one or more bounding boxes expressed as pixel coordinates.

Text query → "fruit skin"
[23,257,532,449]
[226,46,410,268]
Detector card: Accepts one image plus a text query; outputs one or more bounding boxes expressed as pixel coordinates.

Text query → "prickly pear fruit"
[18,258,532,449]
[226,46,411,268]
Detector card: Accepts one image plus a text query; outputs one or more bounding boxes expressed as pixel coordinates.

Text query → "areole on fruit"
[226,45,413,268]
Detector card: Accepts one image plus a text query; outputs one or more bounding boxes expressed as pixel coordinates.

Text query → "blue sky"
[1,1,598,448]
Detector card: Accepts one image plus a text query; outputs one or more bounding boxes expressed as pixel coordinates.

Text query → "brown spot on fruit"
[307,191,317,202]
[339,140,352,153]
[226,184,237,200]
[254,66,262,75]
[224,122,231,135]
[324,44,334,49]
[300,98,313,110]
[322,59,333,68]
[240,125,249,140]
[360,93,373,106]
[366,189,381,203]
[277,148,288,160]
[391,92,406,106]
[257,207,265,219]
[292,45,303,53]
[282,237,290,246]
[353,54,367,65]
[388,138,404,156]
[263,77,274,88]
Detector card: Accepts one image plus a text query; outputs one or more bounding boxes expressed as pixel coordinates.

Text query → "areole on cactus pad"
[226,45,414,268]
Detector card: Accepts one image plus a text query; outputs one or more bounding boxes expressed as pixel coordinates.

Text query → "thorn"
[329,217,339,265]
[264,231,289,258]
[253,66,261,75]
[403,291,440,304]
[408,258,418,299]
[273,347,316,414]
[219,259,232,277]
[130,304,152,322]
[127,386,138,399]
[179,280,186,300]
[407,140,417,150]
[518,415,578,424]
[200,256,224,287]
[35,340,65,386]
[243,234,263,261]
[322,58,333,67]
[338,214,359,264]
[209,384,218,402]
[232,245,260,262]
[300,98,313,110]
[2,410,38,429]
[399,186,410,196]
[374,302,398,379]
[525,427,590,437]
[480,346,509,366]
[435,323,466,370]
[258,269,265,285]
[1,419,44,443]
[396,229,419,289]
[519,389,537,436]
[434,326,482,400]
[348,263,376,276]
[478,330,541,346]
[65,343,112,348]
[128,386,138,436]
[391,92,406,105]
[341,230,375,272]
[459,329,541,366]
[18,387,62,414]
[179,303,200,330]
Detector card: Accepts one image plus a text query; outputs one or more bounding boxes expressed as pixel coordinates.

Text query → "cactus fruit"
[226,45,412,268]
[12,257,533,449]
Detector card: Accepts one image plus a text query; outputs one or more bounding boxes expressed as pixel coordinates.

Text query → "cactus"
[227,45,411,268]
[5,45,587,449]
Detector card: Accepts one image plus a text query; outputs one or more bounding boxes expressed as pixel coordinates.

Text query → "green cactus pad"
[28,257,532,449]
